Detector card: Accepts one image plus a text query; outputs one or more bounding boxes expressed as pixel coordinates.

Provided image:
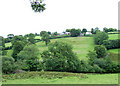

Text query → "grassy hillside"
[36,37,95,60]
[5,34,119,59]
[3,34,119,84]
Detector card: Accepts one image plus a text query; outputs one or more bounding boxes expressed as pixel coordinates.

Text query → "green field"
[108,34,119,40]
[5,34,119,59]
[36,37,95,60]
[35,36,41,39]
[3,34,119,84]
[5,42,12,47]
[3,73,118,84]
[109,49,120,54]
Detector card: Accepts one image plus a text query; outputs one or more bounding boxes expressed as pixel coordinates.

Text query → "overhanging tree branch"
[30,0,46,12]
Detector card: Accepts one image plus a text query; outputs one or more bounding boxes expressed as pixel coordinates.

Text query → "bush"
[93,57,120,73]
[87,51,97,65]
[2,50,7,56]
[94,31,108,45]
[41,41,80,72]
[103,39,120,49]
[2,56,17,74]
[87,47,120,73]
[18,44,41,71]
[94,45,107,58]
[92,64,103,73]
[77,60,94,73]
[12,41,25,61]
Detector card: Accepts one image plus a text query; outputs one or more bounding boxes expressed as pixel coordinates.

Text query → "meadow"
[36,37,95,60]
[108,48,119,54]
[6,34,119,60]
[3,34,119,84]
[108,34,119,40]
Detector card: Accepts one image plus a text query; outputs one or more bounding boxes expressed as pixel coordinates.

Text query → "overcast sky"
[0,0,119,37]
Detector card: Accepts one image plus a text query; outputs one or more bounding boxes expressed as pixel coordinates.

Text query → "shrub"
[2,50,7,56]
[41,41,80,72]
[93,58,106,69]
[18,44,41,71]
[93,57,120,73]
[12,41,26,61]
[2,56,17,74]
[94,45,107,58]
[92,64,103,73]
[77,60,94,73]
[103,39,120,49]
[94,31,108,45]
[87,51,97,65]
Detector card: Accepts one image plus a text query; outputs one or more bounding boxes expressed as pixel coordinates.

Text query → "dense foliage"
[87,50,120,73]
[18,44,41,71]
[28,33,35,44]
[94,31,109,45]
[2,29,120,74]
[70,28,81,37]
[30,0,46,12]
[103,39,120,49]
[12,41,26,61]
[41,32,50,46]
[91,27,100,34]
[94,45,107,58]
[103,27,117,33]
[40,31,47,36]
[81,28,87,35]
[2,56,17,74]
[41,41,80,72]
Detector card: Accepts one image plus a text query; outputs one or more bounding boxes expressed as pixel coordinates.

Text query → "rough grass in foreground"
[2,71,118,84]
[2,71,87,82]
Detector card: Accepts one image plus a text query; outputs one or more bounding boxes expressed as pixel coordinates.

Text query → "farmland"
[108,34,119,40]
[36,37,95,60]
[2,34,119,84]
[5,34,119,60]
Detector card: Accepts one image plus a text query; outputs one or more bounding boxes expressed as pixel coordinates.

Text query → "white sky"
[0,0,119,38]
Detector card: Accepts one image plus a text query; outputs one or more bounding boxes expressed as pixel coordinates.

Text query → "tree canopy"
[30,0,46,12]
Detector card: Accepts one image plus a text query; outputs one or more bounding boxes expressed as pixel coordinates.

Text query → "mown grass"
[3,72,118,84]
[36,37,95,60]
